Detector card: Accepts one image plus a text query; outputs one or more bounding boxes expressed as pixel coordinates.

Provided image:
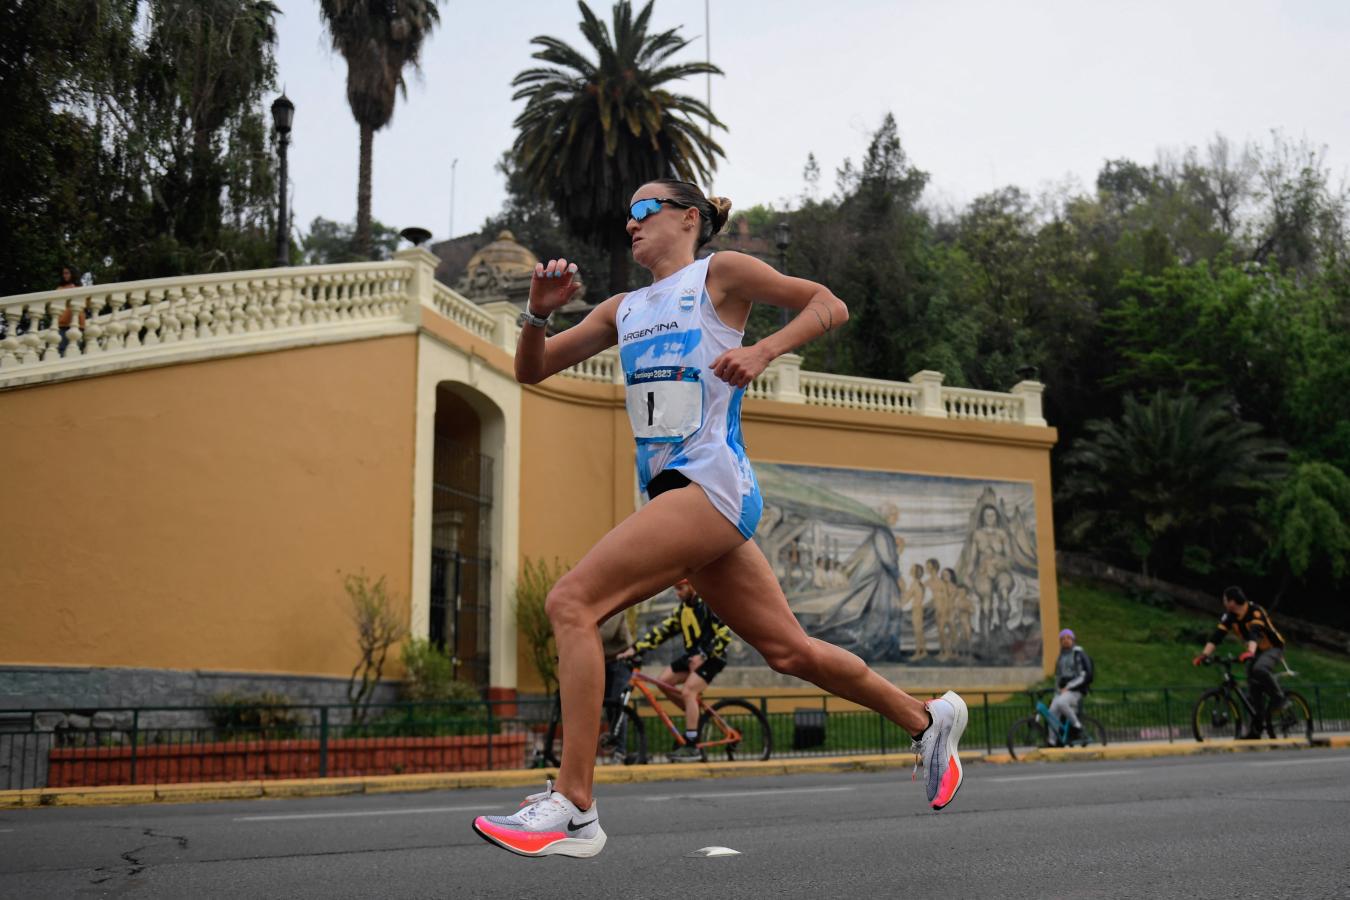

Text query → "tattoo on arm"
[807,299,834,334]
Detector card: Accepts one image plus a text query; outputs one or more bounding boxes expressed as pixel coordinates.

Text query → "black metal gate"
[429,439,493,689]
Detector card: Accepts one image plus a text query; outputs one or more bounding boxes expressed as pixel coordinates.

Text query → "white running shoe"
[912,690,968,811]
[473,780,607,858]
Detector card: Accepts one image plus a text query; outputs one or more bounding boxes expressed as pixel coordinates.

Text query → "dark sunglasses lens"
[629,199,662,221]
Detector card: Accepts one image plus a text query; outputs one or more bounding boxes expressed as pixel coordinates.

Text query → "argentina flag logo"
[679,288,697,312]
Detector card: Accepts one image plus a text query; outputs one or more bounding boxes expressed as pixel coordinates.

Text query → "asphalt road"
[2,751,1349,899]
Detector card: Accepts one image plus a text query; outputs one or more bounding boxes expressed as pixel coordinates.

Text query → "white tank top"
[616,255,763,539]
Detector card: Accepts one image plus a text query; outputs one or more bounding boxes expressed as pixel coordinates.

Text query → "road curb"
[1,739,1342,809]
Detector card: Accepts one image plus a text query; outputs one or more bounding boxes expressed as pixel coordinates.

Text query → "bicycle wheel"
[1268,690,1314,742]
[618,703,647,764]
[699,699,772,761]
[1007,716,1049,760]
[1074,715,1107,749]
[1192,688,1242,742]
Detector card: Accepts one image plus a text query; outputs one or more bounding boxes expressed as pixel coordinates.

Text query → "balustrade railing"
[800,370,920,413]
[0,252,1048,427]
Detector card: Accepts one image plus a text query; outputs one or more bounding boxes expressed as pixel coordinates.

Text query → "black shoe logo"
[567,817,595,833]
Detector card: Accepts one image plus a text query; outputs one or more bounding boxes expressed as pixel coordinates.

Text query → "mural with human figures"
[633,463,1042,671]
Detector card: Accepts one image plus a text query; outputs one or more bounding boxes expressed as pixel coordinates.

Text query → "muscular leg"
[682,672,710,735]
[546,485,744,810]
[689,541,929,736]
[653,666,689,712]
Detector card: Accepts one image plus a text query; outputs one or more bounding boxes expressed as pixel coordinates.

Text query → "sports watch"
[517,307,551,329]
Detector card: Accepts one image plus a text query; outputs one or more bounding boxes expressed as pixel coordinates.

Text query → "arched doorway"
[430,386,494,689]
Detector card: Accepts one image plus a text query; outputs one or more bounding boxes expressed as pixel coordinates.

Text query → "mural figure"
[902,562,927,661]
[943,568,975,659]
[633,465,1043,675]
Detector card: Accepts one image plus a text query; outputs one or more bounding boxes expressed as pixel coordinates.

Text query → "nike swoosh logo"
[567,817,596,833]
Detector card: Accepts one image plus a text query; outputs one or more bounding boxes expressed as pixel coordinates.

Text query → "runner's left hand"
[710,344,773,388]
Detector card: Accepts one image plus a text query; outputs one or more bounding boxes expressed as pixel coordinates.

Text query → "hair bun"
[707,196,733,233]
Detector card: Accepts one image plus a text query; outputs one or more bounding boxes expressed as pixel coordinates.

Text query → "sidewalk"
[3,734,1345,809]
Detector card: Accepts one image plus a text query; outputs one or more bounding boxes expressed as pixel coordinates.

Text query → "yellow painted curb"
[1020,737,1308,763]
[38,785,157,807]
[262,777,366,799]
[1319,734,1350,749]
[155,781,264,803]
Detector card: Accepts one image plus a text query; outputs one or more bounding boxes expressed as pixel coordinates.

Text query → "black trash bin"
[792,707,827,750]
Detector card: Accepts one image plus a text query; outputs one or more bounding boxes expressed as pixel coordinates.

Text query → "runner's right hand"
[529,258,581,314]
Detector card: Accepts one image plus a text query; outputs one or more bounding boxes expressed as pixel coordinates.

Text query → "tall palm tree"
[318,0,441,257]
[1061,391,1286,578]
[511,0,724,296]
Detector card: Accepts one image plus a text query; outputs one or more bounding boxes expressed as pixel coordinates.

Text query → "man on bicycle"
[1049,628,1093,744]
[1193,585,1287,738]
[618,579,732,761]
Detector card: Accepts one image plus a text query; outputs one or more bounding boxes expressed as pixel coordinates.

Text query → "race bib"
[625,367,702,442]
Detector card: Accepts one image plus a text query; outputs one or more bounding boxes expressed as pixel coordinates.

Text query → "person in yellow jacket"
[618,579,731,760]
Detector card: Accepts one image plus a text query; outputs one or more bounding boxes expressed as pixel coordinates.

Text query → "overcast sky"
[273,0,1350,245]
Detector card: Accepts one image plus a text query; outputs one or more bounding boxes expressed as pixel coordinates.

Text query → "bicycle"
[1191,655,1313,743]
[1006,690,1107,760]
[537,658,772,766]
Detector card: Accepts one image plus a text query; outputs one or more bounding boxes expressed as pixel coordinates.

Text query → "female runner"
[473,179,967,858]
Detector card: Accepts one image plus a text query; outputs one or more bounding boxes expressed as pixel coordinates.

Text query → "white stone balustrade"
[0,250,1048,427]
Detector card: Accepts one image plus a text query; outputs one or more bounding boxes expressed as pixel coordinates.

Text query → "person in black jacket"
[1193,586,1287,738]
[619,579,732,760]
[1049,628,1093,743]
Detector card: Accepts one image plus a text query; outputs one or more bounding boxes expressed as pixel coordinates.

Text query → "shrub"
[401,638,482,703]
[207,691,304,740]
[515,557,568,694]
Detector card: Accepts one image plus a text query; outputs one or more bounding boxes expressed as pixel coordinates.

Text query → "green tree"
[0,0,281,292]
[1061,391,1286,579]
[1270,461,1350,586]
[301,216,400,264]
[510,0,724,296]
[318,0,442,258]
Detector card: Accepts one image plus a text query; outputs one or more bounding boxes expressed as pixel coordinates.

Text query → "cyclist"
[1049,628,1093,744]
[472,178,967,860]
[617,579,732,761]
[1192,585,1287,738]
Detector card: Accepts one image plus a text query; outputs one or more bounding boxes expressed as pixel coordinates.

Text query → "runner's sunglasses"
[628,198,692,222]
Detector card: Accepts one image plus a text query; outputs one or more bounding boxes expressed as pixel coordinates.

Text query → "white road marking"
[1246,755,1350,767]
[988,769,1140,783]
[0,828,13,833]
[235,804,491,822]
[642,785,856,802]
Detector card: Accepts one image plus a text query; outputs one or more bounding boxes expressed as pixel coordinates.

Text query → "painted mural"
[634,463,1042,669]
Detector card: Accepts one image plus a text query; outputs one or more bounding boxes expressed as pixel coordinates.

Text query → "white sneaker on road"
[473,780,607,858]
[913,690,968,811]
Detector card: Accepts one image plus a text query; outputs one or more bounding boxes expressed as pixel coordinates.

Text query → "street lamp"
[775,220,791,327]
[271,93,295,267]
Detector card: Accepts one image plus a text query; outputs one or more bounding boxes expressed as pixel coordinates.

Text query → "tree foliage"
[318,0,442,257]
[1061,392,1286,578]
[510,0,724,295]
[0,0,282,294]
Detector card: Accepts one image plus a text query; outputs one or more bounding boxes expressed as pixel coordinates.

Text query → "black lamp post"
[271,93,295,267]
[775,220,792,327]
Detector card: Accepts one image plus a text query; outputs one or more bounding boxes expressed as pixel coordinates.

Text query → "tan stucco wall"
[0,336,418,678]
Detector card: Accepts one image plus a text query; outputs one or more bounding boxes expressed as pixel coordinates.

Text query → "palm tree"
[511,0,724,296]
[318,0,441,257]
[1061,391,1286,578]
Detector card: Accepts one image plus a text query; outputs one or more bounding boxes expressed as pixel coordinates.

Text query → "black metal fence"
[3,683,1348,792]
